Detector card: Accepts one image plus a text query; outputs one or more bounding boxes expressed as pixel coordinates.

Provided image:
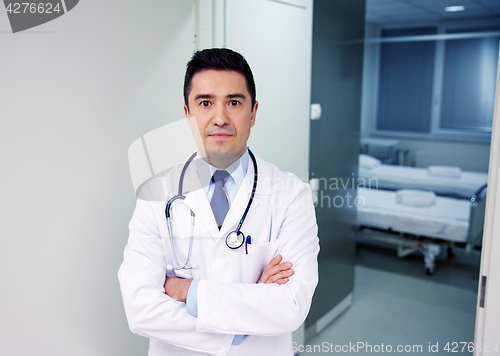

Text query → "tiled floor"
[356,242,481,292]
[300,244,480,355]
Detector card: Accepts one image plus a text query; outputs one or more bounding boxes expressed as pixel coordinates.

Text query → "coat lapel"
[182,159,219,239]
[220,153,261,237]
[182,152,269,241]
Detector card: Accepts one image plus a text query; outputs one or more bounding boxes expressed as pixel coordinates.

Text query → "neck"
[203,153,239,170]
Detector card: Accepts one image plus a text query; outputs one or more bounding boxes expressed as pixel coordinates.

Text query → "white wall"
[474,45,500,352]
[194,0,312,180]
[0,1,195,355]
[226,0,312,180]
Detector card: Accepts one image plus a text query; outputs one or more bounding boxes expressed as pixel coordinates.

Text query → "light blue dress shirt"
[194,149,249,206]
[186,149,249,345]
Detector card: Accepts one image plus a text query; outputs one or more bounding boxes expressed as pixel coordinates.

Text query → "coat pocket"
[242,242,279,284]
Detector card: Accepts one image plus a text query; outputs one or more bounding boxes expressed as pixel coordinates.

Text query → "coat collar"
[182,152,269,241]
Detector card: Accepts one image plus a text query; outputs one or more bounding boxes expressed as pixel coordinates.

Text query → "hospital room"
[1,0,500,355]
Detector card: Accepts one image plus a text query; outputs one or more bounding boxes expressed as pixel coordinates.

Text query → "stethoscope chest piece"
[226,231,245,249]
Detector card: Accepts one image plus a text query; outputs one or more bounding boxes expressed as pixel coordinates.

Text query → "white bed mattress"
[357,188,471,242]
[359,164,487,198]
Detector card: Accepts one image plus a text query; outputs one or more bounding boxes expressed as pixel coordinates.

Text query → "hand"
[164,276,192,303]
[258,255,294,285]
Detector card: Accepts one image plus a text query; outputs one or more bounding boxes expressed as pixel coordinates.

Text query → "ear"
[250,101,258,128]
[184,105,191,129]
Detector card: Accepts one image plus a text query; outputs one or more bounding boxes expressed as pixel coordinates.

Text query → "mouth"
[209,132,233,139]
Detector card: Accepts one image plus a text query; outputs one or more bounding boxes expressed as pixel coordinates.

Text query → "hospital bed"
[356,184,487,275]
[358,154,488,199]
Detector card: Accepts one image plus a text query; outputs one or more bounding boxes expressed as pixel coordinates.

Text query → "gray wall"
[308,0,365,329]
[0,1,195,354]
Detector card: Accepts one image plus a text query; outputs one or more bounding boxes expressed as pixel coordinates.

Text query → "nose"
[212,103,229,126]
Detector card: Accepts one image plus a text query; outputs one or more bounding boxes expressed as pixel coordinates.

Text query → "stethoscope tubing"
[165,152,197,219]
[165,150,258,269]
[235,150,258,234]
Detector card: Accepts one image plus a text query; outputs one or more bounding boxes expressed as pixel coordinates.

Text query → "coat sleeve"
[117,198,234,355]
[195,182,320,336]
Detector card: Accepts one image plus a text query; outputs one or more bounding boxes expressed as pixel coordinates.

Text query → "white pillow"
[359,154,381,170]
[396,189,436,207]
[427,166,462,178]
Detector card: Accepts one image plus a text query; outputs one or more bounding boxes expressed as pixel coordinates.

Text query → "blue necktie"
[210,170,230,230]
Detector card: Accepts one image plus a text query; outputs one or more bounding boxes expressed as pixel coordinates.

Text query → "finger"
[274,277,289,285]
[266,268,294,284]
[260,261,293,284]
[274,277,290,285]
[261,266,294,284]
[258,255,283,283]
[263,255,282,272]
[264,261,292,281]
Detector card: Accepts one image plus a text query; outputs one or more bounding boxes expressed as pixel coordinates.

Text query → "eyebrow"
[193,93,247,101]
[227,93,246,100]
[194,94,214,101]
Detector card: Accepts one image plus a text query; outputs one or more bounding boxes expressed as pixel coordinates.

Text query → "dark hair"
[183,48,256,111]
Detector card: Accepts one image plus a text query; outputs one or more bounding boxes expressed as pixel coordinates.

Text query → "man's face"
[185,70,258,166]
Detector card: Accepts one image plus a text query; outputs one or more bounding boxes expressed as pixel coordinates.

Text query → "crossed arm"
[120,180,318,353]
[164,254,294,302]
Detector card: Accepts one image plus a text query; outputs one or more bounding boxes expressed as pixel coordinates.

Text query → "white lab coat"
[118,153,319,356]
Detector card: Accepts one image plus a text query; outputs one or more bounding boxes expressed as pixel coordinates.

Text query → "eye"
[229,100,240,107]
[200,100,211,107]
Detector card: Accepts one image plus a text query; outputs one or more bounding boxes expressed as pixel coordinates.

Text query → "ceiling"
[366,0,500,25]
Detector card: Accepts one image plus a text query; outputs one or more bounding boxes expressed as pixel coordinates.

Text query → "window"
[377,27,436,133]
[374,24,500,141]
[440,27,499,132]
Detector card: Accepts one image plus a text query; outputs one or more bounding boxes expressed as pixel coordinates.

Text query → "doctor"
[118,48,319,356]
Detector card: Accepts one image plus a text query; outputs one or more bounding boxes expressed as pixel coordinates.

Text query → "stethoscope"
[165,149,258,270]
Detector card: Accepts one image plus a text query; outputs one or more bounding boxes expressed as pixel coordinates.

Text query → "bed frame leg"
[420,243,440,275]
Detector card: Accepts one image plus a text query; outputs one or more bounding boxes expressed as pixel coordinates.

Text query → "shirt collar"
[195,149,249,190]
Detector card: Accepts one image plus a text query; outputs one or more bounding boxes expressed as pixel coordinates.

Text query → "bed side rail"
[467,183,488,252]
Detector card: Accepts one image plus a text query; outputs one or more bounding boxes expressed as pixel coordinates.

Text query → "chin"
[205,143,231,155]
[207,150,235,158]
[206,148,241,160]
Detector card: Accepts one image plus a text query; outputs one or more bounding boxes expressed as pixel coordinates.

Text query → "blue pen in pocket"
[245,235,251,254]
